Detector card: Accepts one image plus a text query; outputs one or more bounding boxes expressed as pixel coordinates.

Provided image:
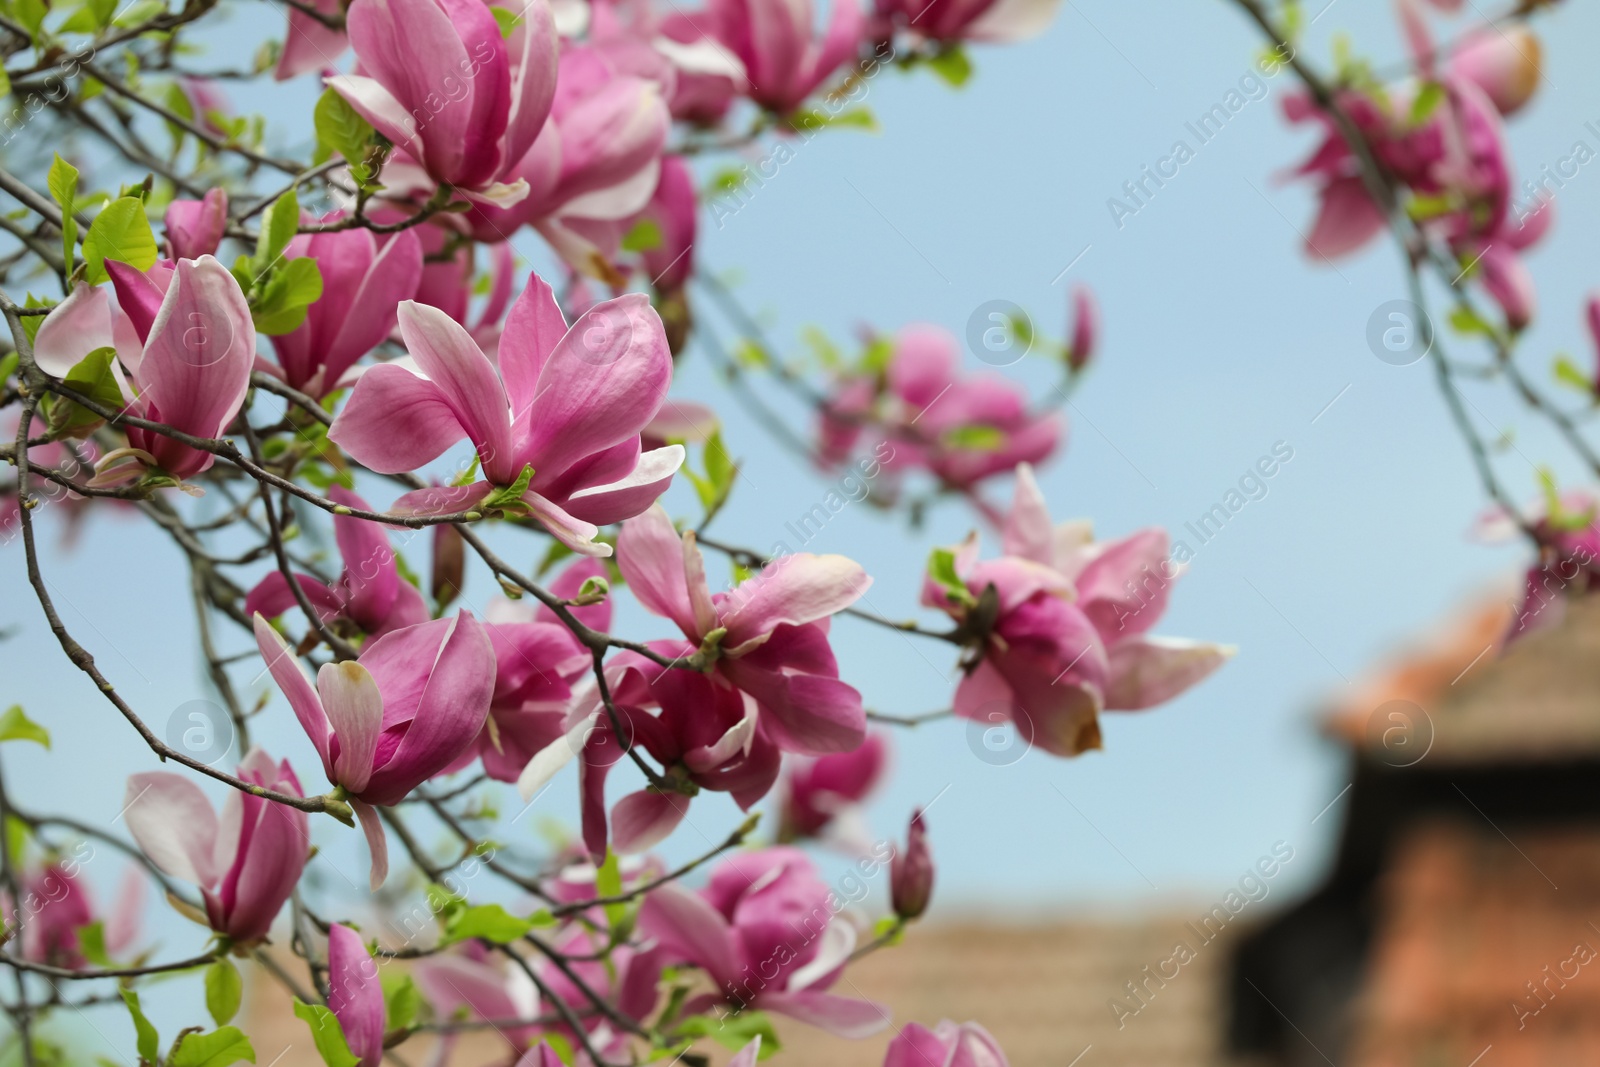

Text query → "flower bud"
[891,809,934,920]
[163,188,228,261]
[431,522,465,611]
[1067,285,1098,371]
[1449,25,1542,116]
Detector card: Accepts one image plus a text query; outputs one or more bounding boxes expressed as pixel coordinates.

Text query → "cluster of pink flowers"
[1284,0,1547,327]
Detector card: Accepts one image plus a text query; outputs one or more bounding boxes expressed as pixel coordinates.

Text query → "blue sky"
[6,0,1600,970]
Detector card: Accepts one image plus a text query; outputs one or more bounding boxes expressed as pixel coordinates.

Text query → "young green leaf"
[83,197,158,285]
[620,217,663,253]
[442,903,534,945]
[48,346,124,435]
[926,46,972,88]
[254,188,301,276]
[47,155,79,276]
[927,546,976,608]
[168,1027,255,1067]
[205,958,244,1026]
[252,257,324,334]
[381,973,422,1033]
[314,89,374,168]
[292,1000,360,1067]
[0,705,49,749]
[120,988,160,1065]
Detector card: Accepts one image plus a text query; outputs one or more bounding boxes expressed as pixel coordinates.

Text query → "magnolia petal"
[637,883,740,988]
[327,924,384,1067]
[1001,463,1053,565]
[328,363,467,474]
[610,789,689,854]
[353,799,389,891]
[516,711,596,800]
[720,554,872,653]
[759,991,891,1039]
[122,772,220,888]
[562,443,685,526]
[253,614,334,776]
[524,492,608,557]
[33,283,113,378]
[395,301,517,484]
[616,504,700,639]
[1103,636,1234,711]
[317,661,384,794]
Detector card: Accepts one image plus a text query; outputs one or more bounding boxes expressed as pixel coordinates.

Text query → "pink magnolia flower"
[414,944,541,1055]
[885,1021,1008,1067]
[615,503,872,754]
[327,924,384,1067]
[818,326,1063,492]
[7,861,142,970]
[1449,25,1542,116]
[889,809,933,919]
[1587,293,1600,394]
[587,0,747,123]
[638,847,890,1037]
[253,611,495,887]
[1474,490,1600,639]
[453,558,609,783]
[243,485,429,639]
[924,464,1231,757]
[633,155,697,295]
[779,731,888,843]
[274,0,349,80]
[32,256,255,485]
[327,272,682,557]
[329,0,558,206]
[706,0,864,114]
[266,218,424,396]
[465,45,670,279]
[873,0,1058,44]
[533,926,664,1058]
[565,646,785,858]
[413,229,516,356]
[123,749,309,945]
[164,189,228,262]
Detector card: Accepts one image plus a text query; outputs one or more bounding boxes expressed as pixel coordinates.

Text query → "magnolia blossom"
[7,860,143,971]
[779,731,888,843]
[1066,284,1097,371]
[267,218,424,396]
[638,847,890,1037]
[328,273,682,556]
[704,0,863,114]
[884,1021,1009,1067]
[873,0,1058,44]
[615,503,871,753]
[253,612,495,887]
[330,0,558,205]
[123,749,309,944]
[1474,490,1600,639]
[243,485,429,639]
[163,189,228,261]
[533,926,664,1058]
[586,0,748,123]
[450,558,609,783]
[414,945,543,1055]
[32,257,255,485]
[818,325,1063,492]
[924,464,1231,756]
[274,0,348,80]
[327,925,385,1067]
[466,45,670,280]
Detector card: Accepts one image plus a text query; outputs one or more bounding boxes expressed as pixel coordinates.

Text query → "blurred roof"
[1347,819,1600,1067]
[1320,589,1600,764]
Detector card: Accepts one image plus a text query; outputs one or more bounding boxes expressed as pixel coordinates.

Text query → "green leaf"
[77,920,112,967]
[1448,304,1496,338]
[926,46,972,88]
[111,0,164,26]
[169,1027,255,1067]
[482,463,536,516]
[83,198,157,286]
[488,5,523,35]
[12,0,47,38]
[442,903,533,945]
[0,706,49,749]
[254,188,300,276]
[47,155,78,276]
[252,257,324,334]
[677,1010,781,1058]
[943,424,1005,451]
[0,65,11,98]
[594,848,628,929]
[1410,81,1445,126]
[927,547,975,609]
[292,1000,360,1067]
[120,988,160,1065]
[620,217,662,253]
[52,345,125,435]
[1552,355,1594,395]
[314,89,374,169]
[381,973,422,1033]
[205,958,243,1026]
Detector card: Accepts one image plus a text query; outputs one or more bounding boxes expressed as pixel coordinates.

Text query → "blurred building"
[1230,593,1600,1066]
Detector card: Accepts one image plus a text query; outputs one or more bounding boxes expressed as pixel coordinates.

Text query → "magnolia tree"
[0,0,1585,1062]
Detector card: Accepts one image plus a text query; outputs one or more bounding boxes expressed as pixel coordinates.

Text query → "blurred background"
[6,0,1600,1063]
